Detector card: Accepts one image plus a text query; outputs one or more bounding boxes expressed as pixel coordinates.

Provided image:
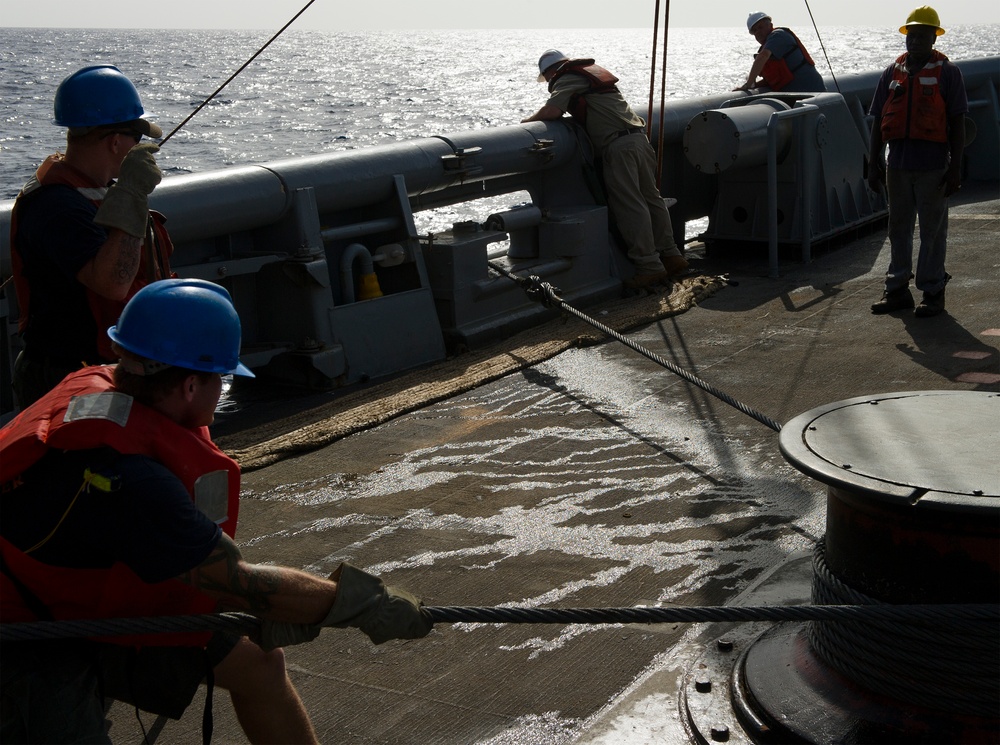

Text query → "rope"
[425,604,998,625]
[0,612,262,642]
[655,0,671,189]
[809,540,1000,718]
[486,261,784,432]
[1,604,995,643]
[802,0,841,94]
[646,0,661,142]
[159,0,317,146]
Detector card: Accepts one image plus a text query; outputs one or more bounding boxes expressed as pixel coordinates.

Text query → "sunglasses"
[101,130,143,143]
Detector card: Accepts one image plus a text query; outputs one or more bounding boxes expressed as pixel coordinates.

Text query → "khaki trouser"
[885,166,950,295]
[600,133,681,273]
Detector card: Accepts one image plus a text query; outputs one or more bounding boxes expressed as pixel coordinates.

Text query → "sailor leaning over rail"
[522,49,689,288]
[9,65,175,410]
[736,11,825,93]
[0,279,432,744]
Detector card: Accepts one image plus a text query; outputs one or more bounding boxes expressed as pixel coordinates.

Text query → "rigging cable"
[655,0,671,188]
[159,0,318,146]
[485,261,783,433]
[802,0,841,94]
[2,603,996,641]
[645,0,662,142]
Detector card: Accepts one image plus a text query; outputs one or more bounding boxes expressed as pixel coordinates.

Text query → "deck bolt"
[716,638,734,652]
[695,675,712,693]
[711,724,730,741]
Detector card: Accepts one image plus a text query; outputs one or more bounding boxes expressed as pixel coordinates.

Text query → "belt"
[612,127,645,140]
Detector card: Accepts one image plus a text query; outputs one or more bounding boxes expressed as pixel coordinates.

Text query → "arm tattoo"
[113,233,142,285]
[177,537,283,614]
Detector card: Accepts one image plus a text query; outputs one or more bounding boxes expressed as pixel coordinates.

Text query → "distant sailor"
[868,6,968,317]
[9,65,173,409]
[523,49,689,288]
[736,11,825,93]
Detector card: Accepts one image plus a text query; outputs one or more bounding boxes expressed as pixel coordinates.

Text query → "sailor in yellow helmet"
[868,6,968,318]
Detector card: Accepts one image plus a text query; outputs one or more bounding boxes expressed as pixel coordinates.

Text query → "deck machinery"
[1,59,997,415]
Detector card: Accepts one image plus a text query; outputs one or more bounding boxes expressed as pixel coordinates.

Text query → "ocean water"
[2,24,998,209]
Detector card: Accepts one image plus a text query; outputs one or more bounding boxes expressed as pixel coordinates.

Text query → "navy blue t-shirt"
[1,447,222,583]
[14,184,110,364]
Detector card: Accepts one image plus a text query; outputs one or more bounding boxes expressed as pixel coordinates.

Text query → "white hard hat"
[537,49,568,82]
[747,11,771,32]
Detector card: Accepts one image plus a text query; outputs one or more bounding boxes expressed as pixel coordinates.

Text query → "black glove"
[324,563,433,645]
[94,142,162,237]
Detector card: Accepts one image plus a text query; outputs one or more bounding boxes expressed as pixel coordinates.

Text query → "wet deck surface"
[108,182,998,744]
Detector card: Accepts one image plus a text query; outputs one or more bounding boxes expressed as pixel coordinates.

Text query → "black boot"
[914,288,946,317]
[871,286,915,314]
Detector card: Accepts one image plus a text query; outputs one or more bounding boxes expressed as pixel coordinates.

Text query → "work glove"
[94,142,162,238]
[258,620,322,652]
[324,562,433,645]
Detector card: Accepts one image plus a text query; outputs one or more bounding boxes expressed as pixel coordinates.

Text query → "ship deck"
[107,180,998,744]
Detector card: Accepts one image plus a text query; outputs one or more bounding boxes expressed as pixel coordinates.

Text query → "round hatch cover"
[780,391,1000,503]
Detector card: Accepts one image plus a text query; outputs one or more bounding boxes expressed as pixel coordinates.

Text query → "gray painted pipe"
[2,57,996,276]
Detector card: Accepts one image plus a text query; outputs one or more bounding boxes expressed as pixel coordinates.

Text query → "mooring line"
[2,604,997,642]
[486,261,783,433]
[159,0,318,146]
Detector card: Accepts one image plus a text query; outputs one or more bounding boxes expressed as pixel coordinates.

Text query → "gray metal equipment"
[1,58,997,415]
[684,91,886,277]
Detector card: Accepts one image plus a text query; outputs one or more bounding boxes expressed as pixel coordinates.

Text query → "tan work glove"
[94,142,162,237]
[258,620,321,652]
[325,563,433,644]
[255,563,432,650]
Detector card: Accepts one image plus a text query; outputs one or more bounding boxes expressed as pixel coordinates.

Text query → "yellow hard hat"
[900,6,945,35]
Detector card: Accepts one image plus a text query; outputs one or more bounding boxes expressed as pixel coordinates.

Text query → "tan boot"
[662,254,689,276]
[624,269,670,289]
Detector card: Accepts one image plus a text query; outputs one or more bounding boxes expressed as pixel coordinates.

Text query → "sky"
[3,0,997,31]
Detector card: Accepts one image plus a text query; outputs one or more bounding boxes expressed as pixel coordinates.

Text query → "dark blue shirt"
[1,447,221,583]
[14,183,110,364]
[763,28,825,92]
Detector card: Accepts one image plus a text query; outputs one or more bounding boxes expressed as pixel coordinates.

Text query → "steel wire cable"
[486,261,784,432]
[2,603,996,643]
[808,539,1000,718]
[802,0,842,94]
[645,0,662,141]
[159,0,317,146]
[811,539,1000,659]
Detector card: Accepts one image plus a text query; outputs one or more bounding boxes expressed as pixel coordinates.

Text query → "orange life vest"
[760,28,816,91]
[10,154,175,362]
[879,50,950,143]
[0,366,239,646]
[548,59,620,125]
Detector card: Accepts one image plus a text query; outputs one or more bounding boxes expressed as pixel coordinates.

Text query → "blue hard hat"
[53,65,162,137]
[108,279,254,377]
